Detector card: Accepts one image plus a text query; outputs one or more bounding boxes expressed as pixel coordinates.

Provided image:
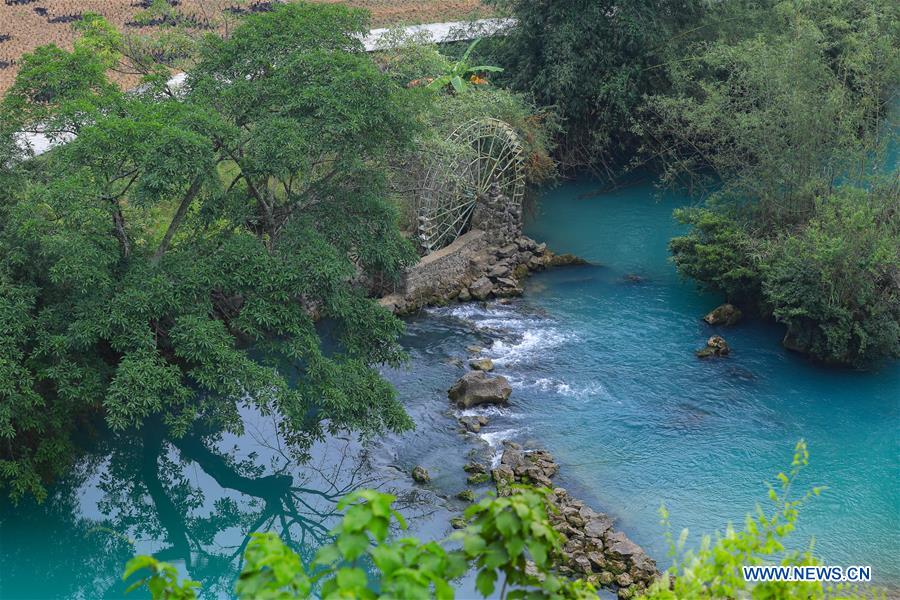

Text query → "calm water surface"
[1,178,898,598]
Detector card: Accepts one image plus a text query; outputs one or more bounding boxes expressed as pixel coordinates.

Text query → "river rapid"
[1,178,898,599]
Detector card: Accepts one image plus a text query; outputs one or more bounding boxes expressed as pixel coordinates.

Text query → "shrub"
[762,187,900,367]
[640,441,858,599]
[669,208,764,308]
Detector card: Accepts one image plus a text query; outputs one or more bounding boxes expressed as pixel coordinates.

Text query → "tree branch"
[152,177,202,265]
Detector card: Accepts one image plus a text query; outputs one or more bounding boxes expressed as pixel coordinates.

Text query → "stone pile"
[491,441,659,599]
[380,235,587,314]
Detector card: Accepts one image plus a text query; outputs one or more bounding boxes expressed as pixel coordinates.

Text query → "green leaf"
[475,568,497,597]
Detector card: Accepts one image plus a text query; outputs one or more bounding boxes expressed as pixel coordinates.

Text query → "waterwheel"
[417,118,525,254]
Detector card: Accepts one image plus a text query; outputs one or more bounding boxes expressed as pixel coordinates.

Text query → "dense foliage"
[762,188,899,367]
[484,0,899,365]
[655,0,899,366]
[0,3,420,502]
[485,0,704,173]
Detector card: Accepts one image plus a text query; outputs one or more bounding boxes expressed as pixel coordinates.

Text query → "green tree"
[762,187,900,367]
[0,2,418,502]
[486,0,705,173]
[646,0,899,365]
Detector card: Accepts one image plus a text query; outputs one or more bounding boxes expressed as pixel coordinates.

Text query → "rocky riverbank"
[413,349,660,598]
[380,234,586,315]
[491,442,659,599]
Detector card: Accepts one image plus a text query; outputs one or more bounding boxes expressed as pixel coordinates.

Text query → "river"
[1,178,898,598]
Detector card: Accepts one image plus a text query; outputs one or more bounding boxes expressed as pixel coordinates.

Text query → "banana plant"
[426,38,503,93]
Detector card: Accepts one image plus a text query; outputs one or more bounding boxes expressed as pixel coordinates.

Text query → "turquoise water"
[1,178,898,598]
[381,178,900,589]
[522,180,900,581]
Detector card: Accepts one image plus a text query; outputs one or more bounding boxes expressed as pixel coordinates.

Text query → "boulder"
[468,358,494,371]
[585,514,614,539]
[457,287,472,302]
[696,335,730,358]
[516,236,537,251]
[463,461,486,474]
[448,371,512,408]
[528,256,545,270]
[450,517,466,529]
[411,465,430,483]
[488,263,511,278]
[500,442,526,471]
[469,276,494,300]
[378,294,406,314]
[497,243,519,258]
[703,303,742,326]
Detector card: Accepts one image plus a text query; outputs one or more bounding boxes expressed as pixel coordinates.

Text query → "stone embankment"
[491,442,658,599]
[437,356,659,598]
[380,232,585,315]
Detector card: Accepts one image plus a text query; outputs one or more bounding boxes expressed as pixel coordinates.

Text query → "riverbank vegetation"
[486,0,899,367]
[125,443,848,599]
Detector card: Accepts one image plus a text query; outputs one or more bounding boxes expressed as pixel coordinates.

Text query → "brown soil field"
[0,0,489,94]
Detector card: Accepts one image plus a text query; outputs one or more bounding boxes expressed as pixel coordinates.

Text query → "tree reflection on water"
[1,411,438,599]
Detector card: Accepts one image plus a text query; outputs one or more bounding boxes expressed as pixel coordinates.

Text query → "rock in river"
[411,465,430,483]
[468,357,494,371]
[697,335,730,358]
[448,371,512,408]
[459,415,487,433]
[469,276,494,300]
[703,303,742,326]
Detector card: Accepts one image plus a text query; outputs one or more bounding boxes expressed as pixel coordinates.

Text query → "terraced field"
[0,0,489,93]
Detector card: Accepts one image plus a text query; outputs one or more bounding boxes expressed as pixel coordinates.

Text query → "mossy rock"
[467,472,490,485]
[450,517,467,529]
[411,465,430,483]
[457,489,475,502]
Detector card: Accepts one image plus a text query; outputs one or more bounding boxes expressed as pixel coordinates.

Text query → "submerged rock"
[467,472,490,485]
[545,253,589,267]
[697,335,731,358]
[703,303,742,326]
[459,415,487,433]
[411,465,430,483]
[448,371,512,408]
